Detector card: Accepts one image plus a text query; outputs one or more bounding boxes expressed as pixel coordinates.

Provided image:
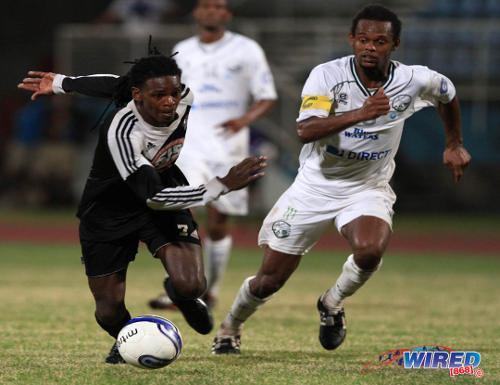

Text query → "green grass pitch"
[0,242,498,384]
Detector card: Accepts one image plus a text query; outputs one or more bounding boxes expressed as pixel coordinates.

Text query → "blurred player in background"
[149,0,277,311]
[211,4,471,354]
[18,55,267,363]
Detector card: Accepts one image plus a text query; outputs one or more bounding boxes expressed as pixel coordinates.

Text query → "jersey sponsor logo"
[151,138,184,169]
[440,78,448,94]
[300,95,332,113]
[191,101,240,110]
[226,64,242,73]
[344,128,379,141]
[326,145,391,161]
[198,84,222,93]
[146,141,156,150]
[272,220,291,238]
[391,94,412,112]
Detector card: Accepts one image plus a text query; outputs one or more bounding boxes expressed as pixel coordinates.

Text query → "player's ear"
[392,38,400,51]
[348,33,355,47]
[131,86,142,102]
[224,7,233,23]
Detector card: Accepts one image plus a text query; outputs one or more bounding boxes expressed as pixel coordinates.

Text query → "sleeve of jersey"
[297,65,333,122]
[146,178,228,210]
[107,110,152,180]
[418,68,456,107]
[248,43,277,101]
[52,73,121,98]
[107,108,228,210]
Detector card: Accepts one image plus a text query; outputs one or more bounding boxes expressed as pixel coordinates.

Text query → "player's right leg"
[88,271,130,364]
[81,236,138,364]
[212,247,302,354]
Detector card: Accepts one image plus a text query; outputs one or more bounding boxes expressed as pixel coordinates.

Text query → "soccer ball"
[116,315,182,369]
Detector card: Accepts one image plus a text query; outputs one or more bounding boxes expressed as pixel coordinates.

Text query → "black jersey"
[61,75,226,240]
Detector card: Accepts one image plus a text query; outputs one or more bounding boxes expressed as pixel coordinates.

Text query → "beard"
[360,65,387,82]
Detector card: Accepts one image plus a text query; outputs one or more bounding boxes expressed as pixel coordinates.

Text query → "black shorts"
[80,210,201,277]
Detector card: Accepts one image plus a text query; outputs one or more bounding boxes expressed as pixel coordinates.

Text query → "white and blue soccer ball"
[116,315,182,369]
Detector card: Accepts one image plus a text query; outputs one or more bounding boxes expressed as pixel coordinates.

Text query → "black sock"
[95,310,131,339]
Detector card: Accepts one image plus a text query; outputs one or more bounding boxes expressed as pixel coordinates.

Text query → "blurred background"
[1,0,499,217]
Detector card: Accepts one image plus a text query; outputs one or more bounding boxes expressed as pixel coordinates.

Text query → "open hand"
[17,71,56,100]
[218,156,267,191]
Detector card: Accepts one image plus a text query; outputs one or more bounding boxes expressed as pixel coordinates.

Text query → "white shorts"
[176,157,248,216]
[258,179,396,255]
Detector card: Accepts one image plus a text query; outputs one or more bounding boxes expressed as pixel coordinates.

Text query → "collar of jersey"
[127,100,178,136]
[197,31,234,53]
[349,56,395,97]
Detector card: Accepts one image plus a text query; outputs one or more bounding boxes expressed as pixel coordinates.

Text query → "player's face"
[132,76,182,127]
[349,19,400,72]
[194,0,232,30]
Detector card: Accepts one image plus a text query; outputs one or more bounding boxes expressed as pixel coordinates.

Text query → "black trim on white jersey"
[112,111,139,176]
[350,57,395,96]
[181,86,190,99]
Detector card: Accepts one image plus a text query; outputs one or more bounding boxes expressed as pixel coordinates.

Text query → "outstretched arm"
[18,71,120,99]
[146,156,267,210]
[436,96,471,182]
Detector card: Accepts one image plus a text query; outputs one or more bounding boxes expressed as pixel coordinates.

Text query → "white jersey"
[173,31,277,164]
[296,55,456,196]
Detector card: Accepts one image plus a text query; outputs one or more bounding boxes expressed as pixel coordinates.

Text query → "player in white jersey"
[149,0,277,310]
[211,5,471,354]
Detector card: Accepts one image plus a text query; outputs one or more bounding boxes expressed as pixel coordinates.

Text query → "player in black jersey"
[18,55,266,363]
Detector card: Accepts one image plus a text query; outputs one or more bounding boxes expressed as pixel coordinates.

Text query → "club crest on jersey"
[391,94,411,112]
[151,138,184,170]
[272,220,291,238]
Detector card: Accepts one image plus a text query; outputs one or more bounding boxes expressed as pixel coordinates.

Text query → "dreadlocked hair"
[112,55,182,108]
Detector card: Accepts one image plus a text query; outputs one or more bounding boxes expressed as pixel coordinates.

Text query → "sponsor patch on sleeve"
[300,95,332,113]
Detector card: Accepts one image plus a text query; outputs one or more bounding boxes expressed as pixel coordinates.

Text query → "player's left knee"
[352,243,384,270]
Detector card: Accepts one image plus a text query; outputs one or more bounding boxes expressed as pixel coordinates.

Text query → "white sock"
[217,276,272,337]
[322,254,382,312]
[204,236,232,297]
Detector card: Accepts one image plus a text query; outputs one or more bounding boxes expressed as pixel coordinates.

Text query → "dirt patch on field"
[0,223,498,255]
